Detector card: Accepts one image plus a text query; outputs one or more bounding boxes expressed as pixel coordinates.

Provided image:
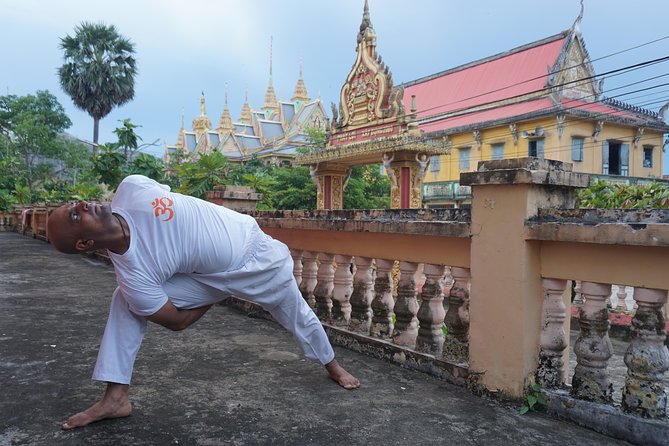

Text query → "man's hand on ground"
[62,383,131,430]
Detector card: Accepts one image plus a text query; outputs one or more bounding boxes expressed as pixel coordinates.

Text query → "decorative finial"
[224,83,229,106]
[269,35,273,78]
[200,91,206,115]
[245,89,248,103]
[181,108,185,129]
[357,0,375,45]
[299,58,303,78]
[573,0,584,33]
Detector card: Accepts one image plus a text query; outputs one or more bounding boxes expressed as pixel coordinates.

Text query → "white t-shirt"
[109,175,259,317]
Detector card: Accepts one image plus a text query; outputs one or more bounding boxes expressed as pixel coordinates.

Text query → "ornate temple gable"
[331,0,406,134]
[547,2,598,102]
[192,92,212,137]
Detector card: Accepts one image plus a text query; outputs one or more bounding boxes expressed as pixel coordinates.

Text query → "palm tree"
[58,22,137,144]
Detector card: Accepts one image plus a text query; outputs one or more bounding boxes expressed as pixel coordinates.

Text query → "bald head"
[47,205,79,254]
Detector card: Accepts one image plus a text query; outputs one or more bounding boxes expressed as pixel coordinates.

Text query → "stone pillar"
[572,281,613,403]
[332,255,353,327]
[536,278,568,387]
[299,251,318,308]
[443,267,470,363]
[461,158,588,397]
[383,152,425,209]
[312,163,349,210]
[392,261,419,348]
[622,287,669,418]
[290,249,303,287]
[416,263,446,356]
[573,280,584,307]
[349,256,374,334]
[313,253,334,320]
[370,259,394,338]
[615,285,628,313]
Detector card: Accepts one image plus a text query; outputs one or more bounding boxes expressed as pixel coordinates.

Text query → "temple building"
[299,1,669,209]
[398,4,669,208]
[164,58,329,166]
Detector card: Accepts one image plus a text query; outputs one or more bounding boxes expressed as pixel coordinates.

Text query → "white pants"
[92,234,335,384]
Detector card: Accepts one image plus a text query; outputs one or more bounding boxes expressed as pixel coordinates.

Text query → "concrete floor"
[0,232,632,446]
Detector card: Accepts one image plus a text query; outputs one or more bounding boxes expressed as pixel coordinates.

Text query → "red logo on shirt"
[152,197,174,222]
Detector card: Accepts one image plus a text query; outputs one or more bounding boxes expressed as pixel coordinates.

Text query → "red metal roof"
[560,98,637,120]
[403,36,566,126]
[420,98,556,133]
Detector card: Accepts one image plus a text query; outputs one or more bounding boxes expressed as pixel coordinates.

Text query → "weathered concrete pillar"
[572,281,613,403]
[443,267,470,363]
[461,158,588,397]
[416,263,446,356]
[392,261,419,348]
[536,278,568,387]
[290,249,303,287]
[371,259,394,339]
[299,251,318,308]
[331,255,353,327]
[622,287,669,418]
[349,256,374,334]
[313,253,335,321]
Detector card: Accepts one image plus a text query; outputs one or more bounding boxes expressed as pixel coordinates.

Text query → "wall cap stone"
[460,157,589,188]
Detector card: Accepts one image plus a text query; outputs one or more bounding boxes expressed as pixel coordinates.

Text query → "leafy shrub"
[576,180,669,209]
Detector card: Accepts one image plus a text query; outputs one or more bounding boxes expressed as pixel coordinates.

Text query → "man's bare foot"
[62,383,132,430]
[325,359,361,389]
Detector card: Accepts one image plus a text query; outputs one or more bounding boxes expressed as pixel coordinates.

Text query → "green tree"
[344,164,391,209]
[271,166,317,210]
[58,22,137,144]
[126,152,165,182]
[114,118,142,159]
[175,151,231,199]
[0,91,74,200]
[92,144,126,189]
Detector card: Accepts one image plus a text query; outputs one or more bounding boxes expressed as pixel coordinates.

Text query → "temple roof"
[291,62,309,102]
[402,28,669,134]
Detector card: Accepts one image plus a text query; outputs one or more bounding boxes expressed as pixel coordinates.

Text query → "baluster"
[573,280,584,307]
[615,285,628,313]
[349,256,374,334]
[290,249,303,287]
[313,253,334,321]
[443,267,470,363]
[536,278,568,387]
[622,287,669,418]
[332,255,353,327]
[299,251,318,308]
[571,281,613,402]
[370,259,394,339]
[392,261,419,347]
[416,263,446,356]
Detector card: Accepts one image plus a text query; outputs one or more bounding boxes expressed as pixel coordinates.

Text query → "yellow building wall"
[425,116,665,183]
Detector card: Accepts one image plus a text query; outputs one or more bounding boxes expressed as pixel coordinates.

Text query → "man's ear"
[75,239,94,252]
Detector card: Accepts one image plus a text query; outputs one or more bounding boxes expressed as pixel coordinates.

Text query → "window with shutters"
[429,155,441,173]
[459,147,471,170]
[643,146,653,168]
[528,139,544,158]
[602,141,628,176]
[571,137,584,162]
[491,143,504,160]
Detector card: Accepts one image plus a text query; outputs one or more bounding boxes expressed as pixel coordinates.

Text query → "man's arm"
[147,299,212,331]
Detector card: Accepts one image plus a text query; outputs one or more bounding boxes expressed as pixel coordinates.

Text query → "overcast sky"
[2,0,668,171]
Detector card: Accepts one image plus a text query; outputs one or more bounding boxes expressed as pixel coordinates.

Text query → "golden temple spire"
[357,0,376,46]
[217,83,234,133]
[192,92,212,135]
[175,108,185,149]
[239,89,252,124]
[291,60,310,104]
[263,36,279,115]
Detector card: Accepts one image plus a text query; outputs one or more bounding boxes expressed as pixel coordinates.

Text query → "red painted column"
[324,176,332,209]
[400,167,410,208]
